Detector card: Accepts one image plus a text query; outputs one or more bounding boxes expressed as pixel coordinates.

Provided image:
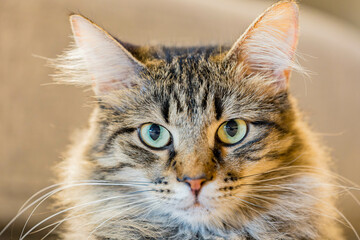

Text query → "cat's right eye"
[138,123,171,149]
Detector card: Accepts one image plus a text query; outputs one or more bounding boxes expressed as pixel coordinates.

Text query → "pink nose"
[184,178,207,197]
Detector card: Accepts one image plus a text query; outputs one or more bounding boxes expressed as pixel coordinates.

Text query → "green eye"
[217,119,247,145]
[139,123,171,149]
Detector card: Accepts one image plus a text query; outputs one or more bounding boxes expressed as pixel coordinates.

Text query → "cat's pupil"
[225,120,238,137]
[149,124,161,141]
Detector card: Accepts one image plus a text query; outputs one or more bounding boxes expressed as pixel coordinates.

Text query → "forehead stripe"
[214,95,223,120]
[161,99,170,123]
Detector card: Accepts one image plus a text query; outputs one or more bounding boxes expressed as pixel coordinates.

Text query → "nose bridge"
[175,144,215,181]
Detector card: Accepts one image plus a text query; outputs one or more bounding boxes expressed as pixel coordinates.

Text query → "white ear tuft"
[69,15,145,95]
[225,1,300,89]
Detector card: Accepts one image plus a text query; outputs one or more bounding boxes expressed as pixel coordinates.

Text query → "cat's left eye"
[138,123,171,149]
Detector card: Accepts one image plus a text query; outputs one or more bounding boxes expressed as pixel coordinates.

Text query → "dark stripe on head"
[214,95,223,120]
[161,99,170,123]
[173,92,183,113]
[102,127,136,152]
[201,87,209,111]
[123,143,159,164]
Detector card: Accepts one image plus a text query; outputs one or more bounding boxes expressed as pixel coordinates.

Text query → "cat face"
[56,1,321,235]
[92,58,296,229]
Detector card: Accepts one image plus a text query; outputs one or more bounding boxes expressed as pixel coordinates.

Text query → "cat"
[13,1,347,239]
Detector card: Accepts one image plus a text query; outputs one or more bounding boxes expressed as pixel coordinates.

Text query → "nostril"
[183,178,207,195]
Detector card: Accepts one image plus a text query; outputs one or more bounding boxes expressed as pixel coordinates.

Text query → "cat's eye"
[217,119,248,145]
[138,123,171,149]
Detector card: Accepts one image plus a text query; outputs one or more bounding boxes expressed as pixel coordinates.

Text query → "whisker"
[246,170,360,210]
[20,180,152,211]
[18,182,151,238]
[252,165,359,189]
[233,198,281,235]
[31,200,149,235]
[1,181,152,237]
[235,153,305,180]
[235,190,349,227]
[80,200,159,228]
[40,198,157,240]
[18,180,114,212]
[234,164,360,217]
[86,200,160,239]
[252,184,360,239]
[20,190,155,240]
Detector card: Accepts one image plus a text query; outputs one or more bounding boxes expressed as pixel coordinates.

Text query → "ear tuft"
[54,15,145,96]
[225,1,300,90]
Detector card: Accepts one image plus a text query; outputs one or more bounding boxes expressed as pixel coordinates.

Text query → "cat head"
[56,0,316,235]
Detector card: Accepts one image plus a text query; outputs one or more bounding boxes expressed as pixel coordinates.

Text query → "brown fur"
[50,1,344,239]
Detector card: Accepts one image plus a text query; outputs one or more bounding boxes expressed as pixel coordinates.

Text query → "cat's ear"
[225,1,299,90]
[70,15,145,95]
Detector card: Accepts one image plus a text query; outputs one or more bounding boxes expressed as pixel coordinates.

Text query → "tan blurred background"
[1,0,359,239]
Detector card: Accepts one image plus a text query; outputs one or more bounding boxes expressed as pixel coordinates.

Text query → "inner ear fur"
[225,1,299,90]
[70,14,146,96]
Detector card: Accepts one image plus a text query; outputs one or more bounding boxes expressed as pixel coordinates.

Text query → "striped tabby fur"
[51,1,344,239]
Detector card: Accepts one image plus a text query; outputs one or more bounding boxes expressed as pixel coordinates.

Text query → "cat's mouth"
[182,203,208,212]
[179,196,211,212]
[189,191,207,208]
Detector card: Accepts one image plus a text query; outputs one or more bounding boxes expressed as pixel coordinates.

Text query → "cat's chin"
[167,198,221,227]
[180,201,208,211]
[173,205,214,225]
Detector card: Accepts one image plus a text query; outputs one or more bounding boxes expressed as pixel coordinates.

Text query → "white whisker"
[39,197,156,240]
[252,184,359,239]
[20,190,155,240]
[86,200,160,239]
[18,182,151,238]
